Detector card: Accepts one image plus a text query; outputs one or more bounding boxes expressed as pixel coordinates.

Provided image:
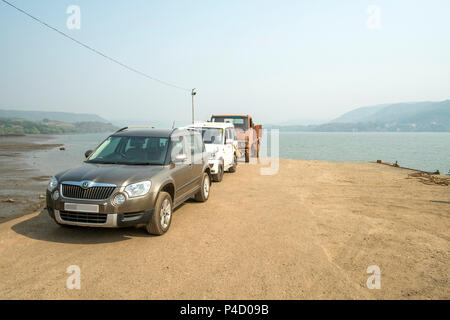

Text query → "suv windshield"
[199,128,223,144]
[211,116,247,130]
[87,136,169,165]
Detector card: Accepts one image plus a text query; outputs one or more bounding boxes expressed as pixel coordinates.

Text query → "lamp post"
[191,88,197,124]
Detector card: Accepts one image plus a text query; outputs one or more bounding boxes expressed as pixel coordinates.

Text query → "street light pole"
[191,88,196,124]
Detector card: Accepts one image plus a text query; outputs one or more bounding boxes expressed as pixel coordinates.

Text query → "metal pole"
[191,88,196,124]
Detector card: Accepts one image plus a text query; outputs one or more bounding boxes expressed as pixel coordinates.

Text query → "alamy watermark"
[366,5,381,30]
[170,127,280,176]
[258,129,279,176]
[66,265,81,290]
[66,5,81,30]
[366,265,381,289]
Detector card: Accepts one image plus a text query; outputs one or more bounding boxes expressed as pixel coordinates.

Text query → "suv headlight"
[48,176,58,191]
[124,181,151,198]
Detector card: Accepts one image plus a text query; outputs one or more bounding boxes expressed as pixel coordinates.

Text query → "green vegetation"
[0,118,118,136]
[0,110,108,123]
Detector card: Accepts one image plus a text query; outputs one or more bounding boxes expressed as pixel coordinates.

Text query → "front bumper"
[46,185,157,228]
[208,159,220,174]
[47,207,154,228]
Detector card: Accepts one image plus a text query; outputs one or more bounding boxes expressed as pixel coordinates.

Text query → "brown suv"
[46,127,212,235]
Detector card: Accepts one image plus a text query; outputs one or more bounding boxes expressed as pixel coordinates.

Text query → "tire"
[146,191,172,235]
[194,172,211,202]
[251,144,257,157]
[212,163,224,182]
[228,154,237,173]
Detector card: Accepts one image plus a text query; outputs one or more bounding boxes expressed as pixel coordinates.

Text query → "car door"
[187,131,204,189]
[224,128,234,167]
[170,134,194,202]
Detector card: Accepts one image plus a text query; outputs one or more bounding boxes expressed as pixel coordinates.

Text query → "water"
[32,132,112,176]
[279,132,450,174]
[32,132,450,176]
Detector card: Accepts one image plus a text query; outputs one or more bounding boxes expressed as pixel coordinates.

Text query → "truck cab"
[210,115,261,163]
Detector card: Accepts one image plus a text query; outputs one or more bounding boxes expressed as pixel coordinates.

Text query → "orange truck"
[210,115,262,163]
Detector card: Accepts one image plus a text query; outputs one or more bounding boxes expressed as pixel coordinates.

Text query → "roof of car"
[112,127,175,138]
[188,121,234,129]
[211,115,250,118]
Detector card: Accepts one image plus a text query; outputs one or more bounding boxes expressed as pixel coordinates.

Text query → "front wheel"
[146,191,172,235]
[212,163,223,182]
[194,172,211,202]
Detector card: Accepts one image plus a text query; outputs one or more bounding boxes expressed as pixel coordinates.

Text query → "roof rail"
[127,126,155,129]
[116,126,128,132]
[116,126,156,133]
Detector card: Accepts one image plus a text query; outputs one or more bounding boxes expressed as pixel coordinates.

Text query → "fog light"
[52,190,60,200]
[113,193,126,206]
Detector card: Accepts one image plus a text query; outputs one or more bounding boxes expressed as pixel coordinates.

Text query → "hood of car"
[56,163,166,187]
[204,144,221,153]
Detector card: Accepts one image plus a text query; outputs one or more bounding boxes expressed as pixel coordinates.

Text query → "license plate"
[64,203,99,213]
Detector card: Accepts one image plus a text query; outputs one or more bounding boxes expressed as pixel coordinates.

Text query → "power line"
[1,0,191,92]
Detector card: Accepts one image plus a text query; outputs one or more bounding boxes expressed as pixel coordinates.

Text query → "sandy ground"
[0,146,448,299]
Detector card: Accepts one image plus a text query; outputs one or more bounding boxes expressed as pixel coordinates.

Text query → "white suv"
[187,122,238,182]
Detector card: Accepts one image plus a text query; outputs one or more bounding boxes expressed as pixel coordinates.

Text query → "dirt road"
[0,159,448,299]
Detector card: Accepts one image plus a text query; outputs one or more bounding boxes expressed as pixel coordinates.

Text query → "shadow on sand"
[11,200,190,245]
[11,209,153,244]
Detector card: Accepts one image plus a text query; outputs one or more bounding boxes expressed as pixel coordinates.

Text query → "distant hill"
[333,100,450,124]
[0,118,118,136]
[0,109,109,123]
[270,100,450,132]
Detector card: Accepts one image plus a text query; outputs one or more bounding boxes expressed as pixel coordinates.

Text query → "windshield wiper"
[87,161,120,164]
[126,162,158,165]
[87,160,160,165]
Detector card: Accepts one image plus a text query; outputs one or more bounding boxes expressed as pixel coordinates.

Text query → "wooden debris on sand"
[407,172,450,186]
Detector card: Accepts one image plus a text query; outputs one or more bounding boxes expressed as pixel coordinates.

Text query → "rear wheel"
[212,163,224,182]
[229,154,237,173]
[251,144,258,157]
[146,191,172,235]
[194,172,210,202]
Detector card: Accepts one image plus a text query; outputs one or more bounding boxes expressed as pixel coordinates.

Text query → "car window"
[211,116,248,130]
[186,132,203,155]
[90,136,121,159]
[88,136,169,165]
[194,133,204,154]
[201,128,223,144]
[171,136,185,157]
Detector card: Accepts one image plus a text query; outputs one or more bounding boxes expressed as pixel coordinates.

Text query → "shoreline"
[0,134,62,223]
[1,134,449,222]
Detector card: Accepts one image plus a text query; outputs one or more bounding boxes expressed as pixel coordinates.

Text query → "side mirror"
[85,150,93,158]
[174,153,187,163]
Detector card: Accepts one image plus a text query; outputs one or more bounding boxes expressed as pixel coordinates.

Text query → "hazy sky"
[1,0,449,126]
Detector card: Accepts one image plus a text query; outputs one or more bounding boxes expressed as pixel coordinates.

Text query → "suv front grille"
[59,211,107,224]
[62,184,115,200]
